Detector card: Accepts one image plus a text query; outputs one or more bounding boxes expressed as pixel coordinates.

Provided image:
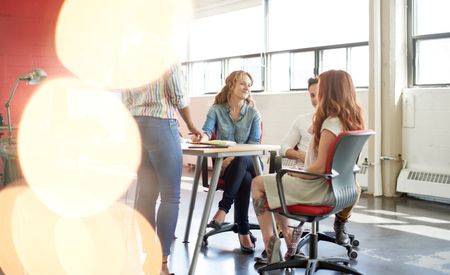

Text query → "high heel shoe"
[284,223,304,260]
[266,235,282,264]
[207,210,228,230]
[238,233,255,254]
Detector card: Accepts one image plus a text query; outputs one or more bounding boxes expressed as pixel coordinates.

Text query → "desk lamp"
[4,68,47,144]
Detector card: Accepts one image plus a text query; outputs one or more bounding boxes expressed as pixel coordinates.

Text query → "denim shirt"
[202,103,261,144]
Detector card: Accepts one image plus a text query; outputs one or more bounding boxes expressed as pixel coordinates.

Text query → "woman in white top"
[251,70,365,263]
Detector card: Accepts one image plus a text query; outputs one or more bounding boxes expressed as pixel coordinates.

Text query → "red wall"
[0,0,72,134]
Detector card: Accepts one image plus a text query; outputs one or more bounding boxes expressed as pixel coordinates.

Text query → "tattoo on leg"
[253,195,268,217]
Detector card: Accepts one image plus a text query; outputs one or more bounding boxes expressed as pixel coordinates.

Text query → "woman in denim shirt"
[194,70,261,254]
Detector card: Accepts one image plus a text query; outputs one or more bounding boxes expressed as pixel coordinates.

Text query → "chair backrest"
[326,130,375,213]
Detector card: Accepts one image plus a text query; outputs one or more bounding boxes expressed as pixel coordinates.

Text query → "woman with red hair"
[251,70,364,263]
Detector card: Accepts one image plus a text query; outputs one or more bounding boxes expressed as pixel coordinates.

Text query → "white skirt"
[262,173,335,210]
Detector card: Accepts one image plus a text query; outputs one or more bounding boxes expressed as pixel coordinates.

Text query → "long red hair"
[312,70,364,152]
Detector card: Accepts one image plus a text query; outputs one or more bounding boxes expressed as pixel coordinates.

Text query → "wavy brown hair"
[312,70,364,152]
[214,70,255,107]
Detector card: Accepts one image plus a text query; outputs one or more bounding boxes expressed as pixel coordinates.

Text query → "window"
[409,0,450,86]
[268,0,368,52]
[270,53,290,92]
[191,61,223,95]
[291,51,315,90]
[189,6,263,61]
[321,48,347,73]
[245,56,264,91]
[349,46,369,87]
[185,0,369,95]
[415,38,450,85]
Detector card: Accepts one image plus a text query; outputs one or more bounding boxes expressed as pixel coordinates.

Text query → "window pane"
[189,6,263,60]
[416,38,450,85]
[204,61,223,93]
[245,57,263,91]
[291,51,315,89]
[415,0,450,35]
[270,53,290,91]
[191,63,205,95]
[349,46,369,87]
[228,58,244,72]
[190,61,223,94]
[269,0,368,52]
[321,48,347,73]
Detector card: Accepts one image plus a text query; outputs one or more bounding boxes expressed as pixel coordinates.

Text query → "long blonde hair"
[312,70,365,152]
[214,70,255,107]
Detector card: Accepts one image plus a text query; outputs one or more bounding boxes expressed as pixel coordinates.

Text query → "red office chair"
[200,125,268,247]
[273,156,360,259]
[258,130,375,275]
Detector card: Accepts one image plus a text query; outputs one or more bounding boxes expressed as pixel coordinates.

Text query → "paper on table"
[190,140,236,146]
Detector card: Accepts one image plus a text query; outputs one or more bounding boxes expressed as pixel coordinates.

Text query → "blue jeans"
[218,156,261,235]
[133,116,182,256]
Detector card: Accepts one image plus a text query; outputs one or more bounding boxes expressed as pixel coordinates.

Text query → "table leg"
[188,157,223,275]
[251,155,263,176]
[183,156,204,243]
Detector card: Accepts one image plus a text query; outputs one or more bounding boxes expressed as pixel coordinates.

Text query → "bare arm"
[289,129,336,179]
[285,148,306,162]
[178,106,202,138]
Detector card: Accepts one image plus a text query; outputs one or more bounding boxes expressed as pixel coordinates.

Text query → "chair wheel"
[348,249,358,260]
[351,239,360,247]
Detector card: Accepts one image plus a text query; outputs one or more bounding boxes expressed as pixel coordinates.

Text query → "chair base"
[257,257,363,275]
[202,223,260,247]
[297,230,359,260]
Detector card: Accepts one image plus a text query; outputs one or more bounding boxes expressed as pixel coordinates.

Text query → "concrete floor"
[170,172,450,275]
[1,170,448,275]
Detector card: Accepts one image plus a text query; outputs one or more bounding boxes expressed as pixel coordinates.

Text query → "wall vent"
[358,165,368,175]
[406,170,450,184]
[397,169,450,200]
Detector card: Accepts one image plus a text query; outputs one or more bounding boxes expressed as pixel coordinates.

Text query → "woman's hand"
[188,125,203,142]
[190,132,209,143]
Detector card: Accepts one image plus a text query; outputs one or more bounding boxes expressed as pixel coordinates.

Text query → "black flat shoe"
[239,233,255,254]
[207,219,229,230]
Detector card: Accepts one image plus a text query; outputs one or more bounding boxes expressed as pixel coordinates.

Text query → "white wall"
[402,88,450,174]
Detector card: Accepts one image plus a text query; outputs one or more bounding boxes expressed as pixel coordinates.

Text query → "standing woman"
[251,70,365,263]
[193,70,262,253]
[123,63,201,275]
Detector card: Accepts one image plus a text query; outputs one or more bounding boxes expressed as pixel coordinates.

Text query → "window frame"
[407,0,450,87]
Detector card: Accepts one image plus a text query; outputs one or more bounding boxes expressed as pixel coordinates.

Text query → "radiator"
[397,169,450,202]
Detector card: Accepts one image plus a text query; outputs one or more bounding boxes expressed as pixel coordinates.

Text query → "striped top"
[122,63,189,119]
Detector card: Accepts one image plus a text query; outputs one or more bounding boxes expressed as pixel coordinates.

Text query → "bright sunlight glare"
[55,0,191,89]
[54,202,162,275]
[17,78,141,219]
[1,181,161,275]
[0,182,27,275]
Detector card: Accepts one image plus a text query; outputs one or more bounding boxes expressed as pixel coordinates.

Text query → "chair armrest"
[274,168,338,217]
[277,168,339,180]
